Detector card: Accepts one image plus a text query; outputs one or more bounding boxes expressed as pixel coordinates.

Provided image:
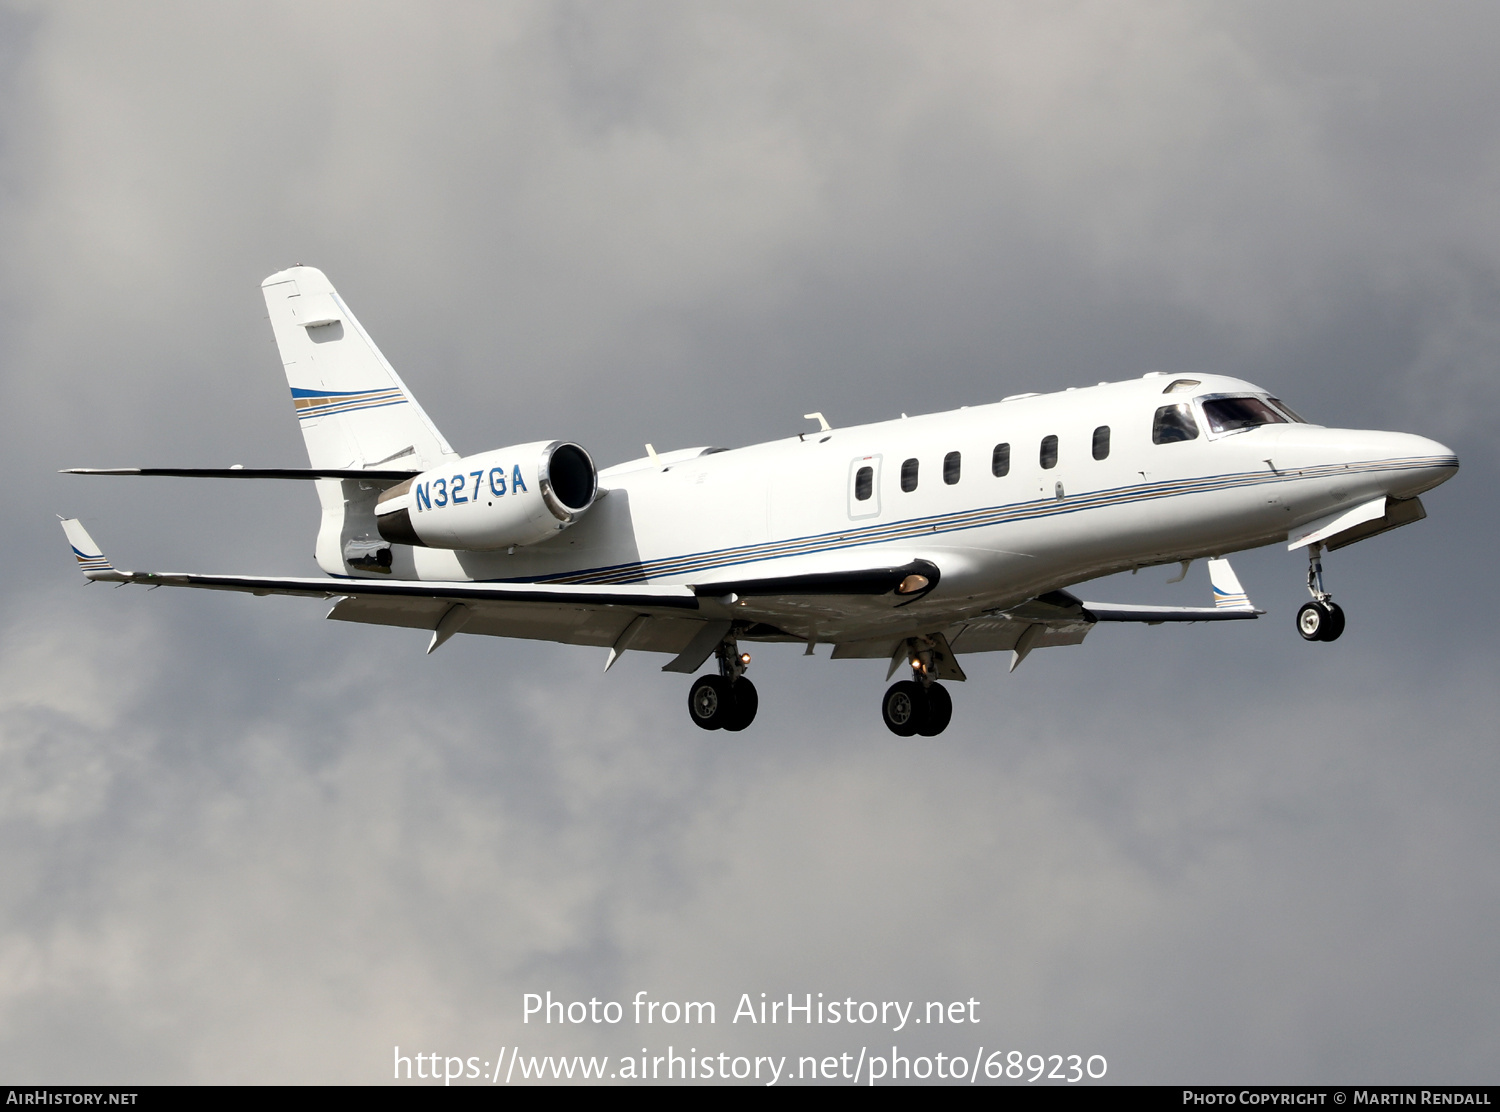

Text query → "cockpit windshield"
[1268,398,1308,423]
[1200,395,1290,434]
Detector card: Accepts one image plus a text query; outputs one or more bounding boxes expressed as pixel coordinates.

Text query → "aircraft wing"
[60,517,708,657]
[61,516,1258,672]
[59,519,932,667]
[1079,557,1259,621]
[837,557,1259,672]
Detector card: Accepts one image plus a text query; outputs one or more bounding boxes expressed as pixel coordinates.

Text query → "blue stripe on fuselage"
[528,454,1454,586]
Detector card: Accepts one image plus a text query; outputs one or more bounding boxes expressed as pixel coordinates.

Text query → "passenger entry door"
[848,455,881,519]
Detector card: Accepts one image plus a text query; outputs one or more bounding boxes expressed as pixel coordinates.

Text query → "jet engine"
[375,440,597,550]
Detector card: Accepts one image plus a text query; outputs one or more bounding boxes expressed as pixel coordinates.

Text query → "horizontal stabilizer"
[62,467,419,482]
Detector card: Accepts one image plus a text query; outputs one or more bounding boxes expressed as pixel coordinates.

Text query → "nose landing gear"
[1297,543,1346,642]
[687,636,758,731]
[881,641,954,736]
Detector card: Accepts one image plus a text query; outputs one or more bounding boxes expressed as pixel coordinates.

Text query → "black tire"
[1297,601,1327,642]
[688,674,733,730]
[1298,600,1345,643]
[916,683,952,736]
[722,678,759,732]
[882,680,927,737]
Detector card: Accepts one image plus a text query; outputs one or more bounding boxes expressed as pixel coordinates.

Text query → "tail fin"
[261,267,457,472]
[262,267,458,576]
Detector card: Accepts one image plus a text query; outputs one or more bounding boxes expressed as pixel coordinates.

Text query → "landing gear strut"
[1296,543,1346,643]
[881,640,953,736]
[687,636,758,731]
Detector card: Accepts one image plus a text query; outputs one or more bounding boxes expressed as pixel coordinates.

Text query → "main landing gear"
[687,637,758,732]
[1297,542,1346,643]
[881,641,953,737]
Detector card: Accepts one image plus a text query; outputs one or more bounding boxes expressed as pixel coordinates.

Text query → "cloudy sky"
[2,1,1496,1085]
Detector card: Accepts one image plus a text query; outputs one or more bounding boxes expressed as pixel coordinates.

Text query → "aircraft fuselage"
[381,373,1455,647]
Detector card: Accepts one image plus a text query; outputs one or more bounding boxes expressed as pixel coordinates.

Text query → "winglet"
[59,518,127,582]
[1207,557,1254,612]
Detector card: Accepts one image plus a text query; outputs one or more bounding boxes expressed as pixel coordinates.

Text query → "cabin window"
[1039,435,1058,469]
[901,458,919,492]
[1092,425,1110,460]
[1202,396,1289,434]
[854,465,873,501]
[1153,403,1199,444]
[992,442,1010,477]
[943,451,961,485]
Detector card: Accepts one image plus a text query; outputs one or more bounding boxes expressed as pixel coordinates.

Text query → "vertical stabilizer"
[261,267,457,472]
[262,267,458,576]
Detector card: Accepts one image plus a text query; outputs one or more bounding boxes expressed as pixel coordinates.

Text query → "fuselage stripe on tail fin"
[71,545,113,570]
[290,387,407,422]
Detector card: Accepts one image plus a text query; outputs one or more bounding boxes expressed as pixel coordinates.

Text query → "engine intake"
[375,440,597,550]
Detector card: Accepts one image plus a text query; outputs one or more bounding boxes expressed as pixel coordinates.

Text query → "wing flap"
[327,595,710,652]
[944,615,1092,653]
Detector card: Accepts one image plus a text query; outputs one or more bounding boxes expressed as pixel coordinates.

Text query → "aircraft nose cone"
[1386,432,1459,498]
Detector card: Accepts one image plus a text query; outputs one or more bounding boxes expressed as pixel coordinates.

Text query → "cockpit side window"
[1268,398,1308,423]
[1201,396,1288,434]
[1152,403,1199,444]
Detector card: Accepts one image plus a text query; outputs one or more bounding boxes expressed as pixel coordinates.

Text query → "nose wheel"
[1298,543,1346,642]
[687,636,758,731]
[1297,600,1345,642]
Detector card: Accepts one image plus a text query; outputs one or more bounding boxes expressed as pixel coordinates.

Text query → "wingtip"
[1206,556,1258,613]
[59,517,121,580]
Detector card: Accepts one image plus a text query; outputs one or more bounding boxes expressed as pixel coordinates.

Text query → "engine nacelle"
[375,440,597,550]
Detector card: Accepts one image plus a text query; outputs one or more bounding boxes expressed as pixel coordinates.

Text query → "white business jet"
[61,267,1458,736]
